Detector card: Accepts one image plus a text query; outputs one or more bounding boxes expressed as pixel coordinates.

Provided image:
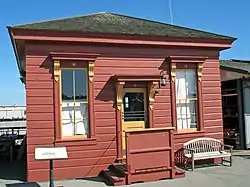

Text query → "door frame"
[115,80,159,161]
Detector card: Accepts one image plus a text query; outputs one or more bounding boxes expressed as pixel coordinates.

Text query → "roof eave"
[7,26,26,84]
[9,28,235,50]
[220,66,250,74]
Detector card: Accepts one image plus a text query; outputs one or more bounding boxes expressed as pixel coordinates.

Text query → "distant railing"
[0,105,26,120]
[0,118,26,122]
[0,126,26,137]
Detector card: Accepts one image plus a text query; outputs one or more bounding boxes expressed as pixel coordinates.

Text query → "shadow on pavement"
[234,154,250,159]
[0,161,26,181]
[6,182,41,187]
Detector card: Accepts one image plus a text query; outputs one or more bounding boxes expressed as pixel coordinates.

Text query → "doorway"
[222,79,245,149]
[122,88,147,156]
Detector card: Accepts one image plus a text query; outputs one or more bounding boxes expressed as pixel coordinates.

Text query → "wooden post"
[237,79,244,149]
[116,82,125,160]
[148,81,158,128]
[88,61,95,137]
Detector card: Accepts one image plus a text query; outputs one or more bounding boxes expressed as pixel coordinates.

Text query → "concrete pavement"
[2,151,250,187]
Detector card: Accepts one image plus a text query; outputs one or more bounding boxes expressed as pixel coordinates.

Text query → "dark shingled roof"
[220,60,250,74]
[9,12,235,40]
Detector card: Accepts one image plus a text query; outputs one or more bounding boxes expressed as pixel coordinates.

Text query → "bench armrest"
[184,148,195,152]
[224,144,233,149]
[222,144,233,155]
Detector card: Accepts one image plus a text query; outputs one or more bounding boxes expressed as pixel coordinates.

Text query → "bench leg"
[184,157,187,170]
[230,155,232,167]
[191,153,194,171]
[230,148,233,167]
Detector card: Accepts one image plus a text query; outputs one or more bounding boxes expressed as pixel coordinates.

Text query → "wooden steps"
[100,163,186,186]
[109,163,127,177]
[99,163,126,186]
[175,166,186,178]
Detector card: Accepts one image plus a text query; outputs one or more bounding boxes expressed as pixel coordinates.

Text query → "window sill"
[55,136,97,146]
[174,130,205,135]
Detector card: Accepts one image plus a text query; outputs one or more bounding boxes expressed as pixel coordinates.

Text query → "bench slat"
[185,151,231,160]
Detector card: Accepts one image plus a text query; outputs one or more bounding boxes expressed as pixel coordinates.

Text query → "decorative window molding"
[50,52,99,61]
[197,63,203,81]
[53,60,60,82]
[171,63,177,82]
[166,55,207,64]
[88,61,94,82]
[167,56,206,132]
[116,82,125,111]
[52,53,98,143]
[148,81,159,110]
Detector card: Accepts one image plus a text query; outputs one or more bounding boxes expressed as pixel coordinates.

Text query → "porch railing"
[125,127,175,184]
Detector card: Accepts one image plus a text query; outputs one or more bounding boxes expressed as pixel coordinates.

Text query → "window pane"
[75,119,89,135]
[61,69,89,137]
[176,100,188,129]
[176,68,197,130]
[176,70,187,99]
[62,70,74,101]
[189,100,197,128]
[75,102,89,136]
[61,102,74,120]
[176,69,197,99]
[62,119,74,136]
[75,102,88,119]
[75,69,87,101]
[176,100,197,129]
[185,69,197,98]
[123,92,145,121]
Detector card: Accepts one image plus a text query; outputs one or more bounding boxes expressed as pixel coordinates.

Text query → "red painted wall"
[25,41,222,182]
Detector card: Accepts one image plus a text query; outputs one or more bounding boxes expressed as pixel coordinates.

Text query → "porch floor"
[2,151,250,187]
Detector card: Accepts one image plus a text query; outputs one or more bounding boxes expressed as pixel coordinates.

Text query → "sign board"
[35,147,68,160]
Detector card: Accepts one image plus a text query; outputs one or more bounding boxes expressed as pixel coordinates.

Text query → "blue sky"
[0,0,249,106]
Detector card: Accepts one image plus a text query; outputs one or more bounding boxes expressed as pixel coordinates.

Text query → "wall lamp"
[153,71,168,95]
[160,71,168,87]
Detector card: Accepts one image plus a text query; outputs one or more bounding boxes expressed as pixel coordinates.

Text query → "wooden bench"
[183,137,233,171]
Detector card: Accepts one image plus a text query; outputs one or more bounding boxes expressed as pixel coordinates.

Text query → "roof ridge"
[8,12,107,28]
[107,12,236,39]
[220,59,250,63]
[231,59,250,62]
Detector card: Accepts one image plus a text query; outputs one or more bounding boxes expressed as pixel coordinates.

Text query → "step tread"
[102,169,124,182]
[112,163,127,172]
[175,166,186,174]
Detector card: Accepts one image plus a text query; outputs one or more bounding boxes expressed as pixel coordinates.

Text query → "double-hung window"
[61,69,89,137]
[175,69,198,131]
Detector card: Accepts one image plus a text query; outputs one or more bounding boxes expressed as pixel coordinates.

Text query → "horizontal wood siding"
[202,59,223,140]
[26,56,55,182]
[25,42,222,182]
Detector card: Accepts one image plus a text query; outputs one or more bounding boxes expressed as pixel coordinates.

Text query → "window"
[123,92,145,122]
[175,69,197,130]
[61,69,89,137]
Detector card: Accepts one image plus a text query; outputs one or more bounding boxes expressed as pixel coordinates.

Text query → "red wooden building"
[8,12,236,184]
